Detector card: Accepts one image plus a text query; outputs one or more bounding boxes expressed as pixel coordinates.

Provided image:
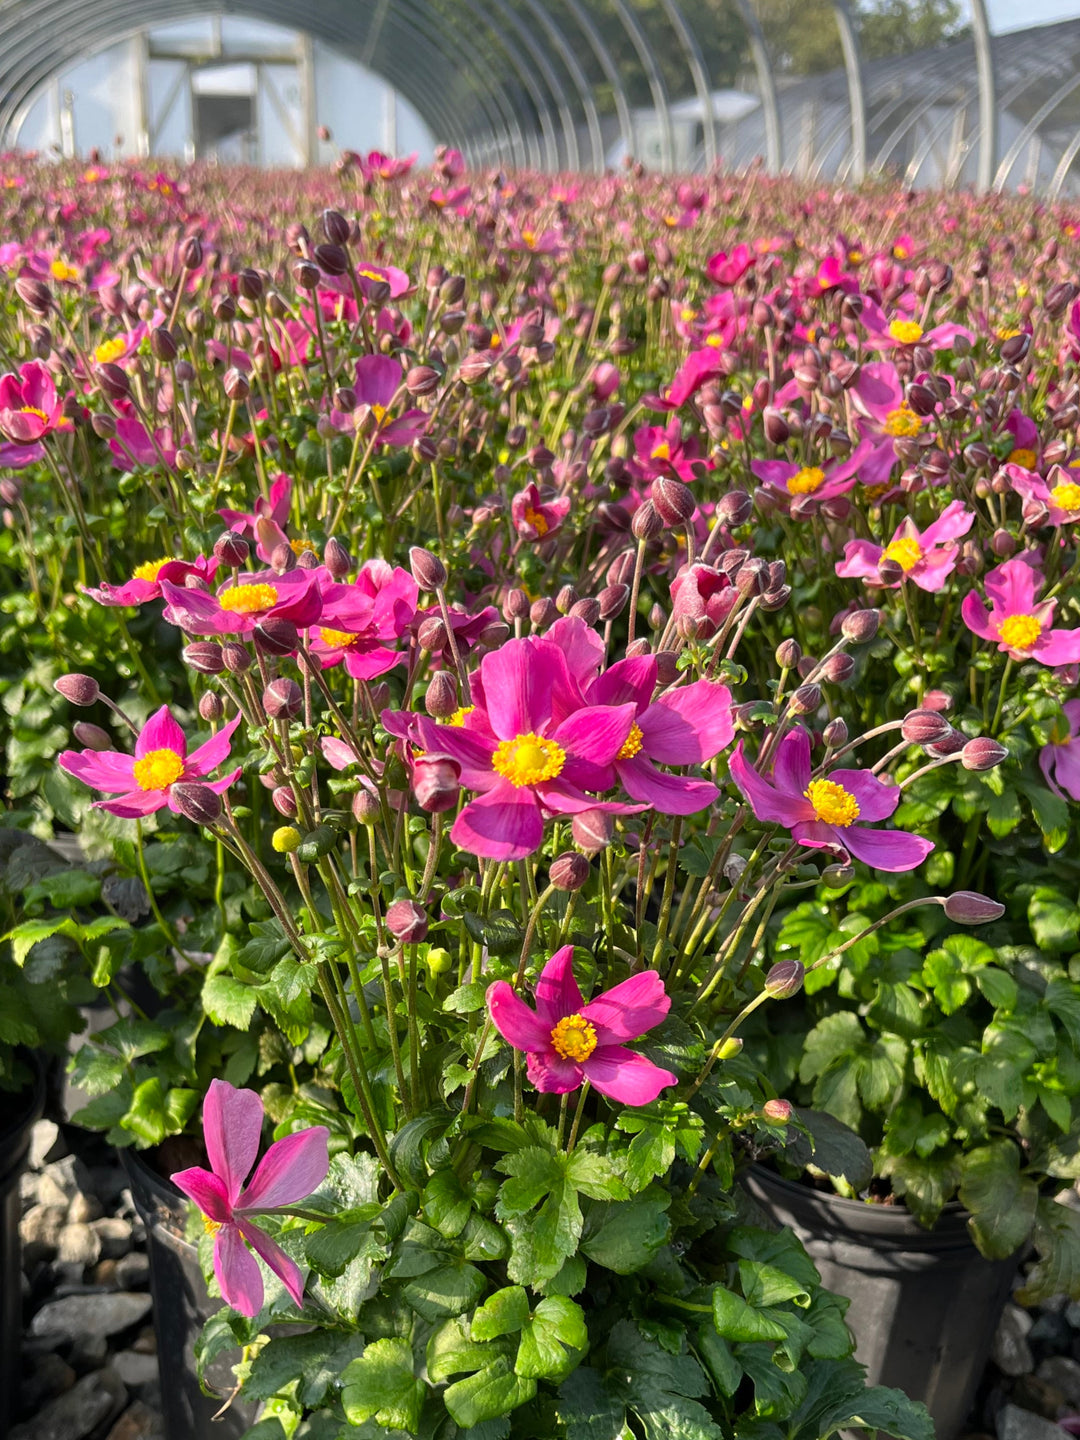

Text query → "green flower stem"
[649,818,683,968]
[566,1079,591,1154]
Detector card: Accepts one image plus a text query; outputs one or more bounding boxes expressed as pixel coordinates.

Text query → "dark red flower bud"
[762,1098,793,1123]
[171,782,223,826]
[313,242,348,276]
[223,367,250,402]
[556,585,579,616]
[320,208,351,246]
[386,898,428,944]
[198,692,224,723]
[569,598,601,627]
[790,683,821,715]
[651,476,695,528]
[503,588,530,621]
[943,891,1006,924]
[264,677,302,719]
[530,597,557,629]
[150,326,178,363]
[221,641,252,674]
[765,960,804,999]
[55,673,100,707]
[323,536,352,580]
[823,717,848,747]
[425,670,459,718]
[961,737,1008,771]
[901,709,953,744]
[213,531,249,567]
[631,501,663,542]
[840,608,880,643]
[410,546,447,592]
[776,638,802,668]
[821,653,855,684]
[253,618,299,656]
[270,541,297,574]
[15,277,52,314]
[72,722,111,750]
[550,851,590,891]
[405,365,439,397]
[413,758,460,813]
[96,362,130,399]
[572,809,613,854]
[717,489,753,526]
[598,583,629,621]
[180,235,204,270]
[273,785,298,818]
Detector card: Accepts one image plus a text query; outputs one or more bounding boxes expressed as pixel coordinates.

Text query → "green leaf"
[123,1078,197,1147]
[711,1287,787,1343]
[244,1331,365,1406]
[738,1259,811,1308]
[958,1141,1038,1260]
[579,1194,670,1273]
[1046,977,1080,1051]
[1021,781,1070,853]
[780,1107,873,1190]
[238,919,292,975]
[515,1297,587,1380]
[427,1318,509,1384]
[303,1215,382,1278]
[6,917,74,967]
[203,974,258,1029]
[1016,1196,1080,1304]
[401,1257,487,1320]
[615,1103,704,1193]
[986,786,1022,838]
[976,967,1018,1011]
[1029,887,1080,953]
[798,1013,864,1083]
[341,1338,425,1432]
[557,1367,626,1440]
[442,1358,536,1427]
[422,1170,473,1239]
[470,1286,530,1341]
[496,1147,563,1213]
[879,1154,961,1229]
[694,1326,741,1397]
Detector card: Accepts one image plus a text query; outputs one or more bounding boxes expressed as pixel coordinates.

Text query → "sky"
[988,0,1080,32]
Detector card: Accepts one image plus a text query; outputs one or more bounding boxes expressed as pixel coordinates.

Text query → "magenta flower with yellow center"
[961,556,1080,665]
[160,567,322,636]
[83,554,219,608]
[171,1080,329,1317]
[1005,463,1080,527]
[59,707,242,818]
[836,500,973,593]
[487,945,676,1103]
[751,441,873,508]
[729,727,933,872]
[0,360,67,444]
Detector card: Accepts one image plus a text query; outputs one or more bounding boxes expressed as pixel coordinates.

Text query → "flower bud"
[822,717,848,748]
[323,536,352,579]
[15,277,52,314]
[55,673,100,707]
[790,683,821,715]
[96,362,130,399]
[717,489,753,526]
[762,1099,793,1124]
[598,583,629,620]
[272,785,297,818]
[171,782,223,826]
[413,758,460,813]
[651,476,695,527]
[320,208,351,246]
[221,641,252,674]
[821,863,856,887]
[901,709,953,744]
[425,670,459,718]
[198,692,224,723]
[927,728,966,757]
[270,540,297,574]
[717,1037,743,1060]
[530,597,557,629]
[313,242,348,276]
[254,618,299,656]
[213,531,249,567]
[943,891,1006,924]
[573,807,615,854]
[631,500,663,542]
[272,825,302,853]
[503,588,530,622]
[180,234,204,269]
[410,545,447,592]
[386,898,428,944]
[821,653,855,684]
[765,960,804,999]
[264,677,302,719]
[961,737,1008,771]
[72,722,111,750]
[550,851,590,891]
[840,608,880,643]
[223,367,250,402]
[776,638,802,668]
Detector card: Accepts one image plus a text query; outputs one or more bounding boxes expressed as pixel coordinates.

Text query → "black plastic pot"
[1,1054,45,1440]
[120,1149,258,1440]
[742,1165,1016,1440]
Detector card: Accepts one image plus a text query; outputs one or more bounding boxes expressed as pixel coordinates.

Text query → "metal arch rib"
[993,68,1080,190]
[657,0,716,168]
[455,0,565,170]
[559,0,636,167]
[518,0,605,171]
[612,0,674,170]
[831,0,866,183]
[732,0,780,172]
[1049,127,1080,199]
[970,0,997,191]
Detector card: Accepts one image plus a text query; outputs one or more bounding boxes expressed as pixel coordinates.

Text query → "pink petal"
[136,706,187,761]
[582,1047,677,1105]
[532,945,585,1028]
[921,500,974,547]
[160,580,228,634]
[580,970,670,1044]
[413,718,497,790]
[526,1050,583,1093]
[203,1080,264,1206]
[487,981,553,1051]
[554,703,636,769]
[587,655,656,710]
[171,1166,232,1222]
[729,741,813,826]
[236,1220,306,1309]
[639,681,733,764]
[773,728,813,797]
[479,639,557,739]
[617,755,719,815]
[343,646,405,680]
[1034,629,1080,666]
[835,539,884,581]
[238,1127,330,1211]
[268,473,293,527]
[95,790,170,818]
[185,713,242,778]
[826,768,900,823]
[58,748,137,792]
[985,557,1040,618]
[214,1223,264,1317]
[961,590,996,642]
[450,785,544,861]
[841,826,934,872]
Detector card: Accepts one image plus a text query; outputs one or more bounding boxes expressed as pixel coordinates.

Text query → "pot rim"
[746,1160,968,1221]
[0,1050,46,1151]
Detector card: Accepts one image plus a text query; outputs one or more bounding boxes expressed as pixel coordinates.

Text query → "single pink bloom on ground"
[0,360,67,444]
[835,500,973,592]
[511,481,570,542]
[59,707,242,818]
[961,556,1080,665]
[161,567,322,636]
[171,1080,329,1317]
[84,554,218,608]
[1040,700,1080,802]
[729,727,933,872]
[487,945,676,1103]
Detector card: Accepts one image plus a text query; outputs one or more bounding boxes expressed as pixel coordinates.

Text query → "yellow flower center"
[884,536,922,572]
[550,1013,598,1062]
[883,405,922,438]
[617,722,644,760]
[999,613,1042,650]
[49,260,78,282]
[680,307,697,322]
[650,441,672,462]
[998,327,1022,341]
[132,558,175,583]
[491,732,565,787]
[521,230,537,249]
[359,269,384,283]
[523,505,549,537]
[705,333,724,348]
[219,582,278,615]
[319,627,358,648]
[94,337,127,364]
[441,706,475,727]
[848,249,864,264]
[19,406,49,421]
[889,319,923,344]
[805,778,861,828]
[489,334,502,350]
[1050,482,1080,512]
[203,1216,222,1237]
[1007,448,1037,470]
[787,466,826,496]
[290,538,318,556]
[132,748,185,792]
[370,403,387,426]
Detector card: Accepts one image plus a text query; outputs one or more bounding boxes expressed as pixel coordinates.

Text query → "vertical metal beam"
[133,29,150,156]
[299,31,316,167]
[832,0,866,183]
[970,0,997,192]
[733,0,781,172]
[660,0,716,167]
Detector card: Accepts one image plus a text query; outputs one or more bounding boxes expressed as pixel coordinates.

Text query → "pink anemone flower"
[859,299,973,353]
[1005,464,1080,527]
[487,945,676,1104]
[0,360,67,444]
[309,561,418,678]
[219,473,292,541]
[409,638,638,862]
[835,501,973,592]
[850,361,929,489]
[347,355,427,448]
[84,554,219,607]
[171,1080,329,1317]
[628,418,709,484]
[59,707,242,819]
[161,567,322,637]
[751,440,873,508]
[646,346,726,413]
[961,556,1080,665]
[729,727,934,873]
[1039,700,1080,802]
[511,481,570,542]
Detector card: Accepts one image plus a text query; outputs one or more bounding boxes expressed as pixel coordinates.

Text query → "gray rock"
[1064,1301,1080,1329]
[997,1405,1068,1440]
[1038,1357,1080,1408]
[993,1305,1036,1378]
[66,1192,103,1225]
[57,1223,101,1269]
[1030,1311,1074,1351]
[10,1368,126,1440]
[34,1173,71,1212]
[67,1332,109,1372]
[113,1253,149,1290]
[29,1120,64,1170]
[30,1292,152,1341]
[41,1157,95,1205]
[19,1354,76,1413]
[111,1352,160,1393]
[92,1218,133,1260]
[104,1403,165,1440]
[20,1204,66,1262]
